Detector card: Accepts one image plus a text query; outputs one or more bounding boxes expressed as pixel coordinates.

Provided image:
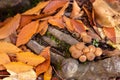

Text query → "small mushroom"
[82,35,92,43]
[88,45,96,52]
[71,50,83,59]
[75,42,85,50]
[79,55,87,62]
[94,47,102,56]
[86,52,95,61]
[83,46,90,53]
[69,45,76,53]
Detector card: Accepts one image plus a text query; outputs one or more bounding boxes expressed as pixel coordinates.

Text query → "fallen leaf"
[17,52,45,66]
[0,41,21,54]
[48,17,65,28]
[37,21,48,33]
[16,20,39,46]
[23,1,49,15]
[71,19,86,34]
[35,47,50,76]
[63,16,74,32]
[103,27,116,43]
[0,52,10,65]
[54,2,69,18]
[39,21,48,35]
[43,0,68,14]
[44,66,52,80]
[0,17,12,28]
[0,65,6,70]
[70,0,81,18]
[0,14,21,39]
[3,62,33,73]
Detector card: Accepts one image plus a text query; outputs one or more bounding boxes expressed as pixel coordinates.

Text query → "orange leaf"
[3,62,33,73]
[48,17,65,28]
[70,0,81,18]
[23,1,49,15]
[43,0,68,14]
[63,16,74,32]
[0,52,10,65]
[37,21,48,33]
[0,65,6,70]
[0,41,21,54]
[0,17,12,28]
[103,27,116,43]
[0,14,21,39]
[16,52,45,66]
[71,19,86,34]
[16,20,39,46]
[54,2,69,18]
[44,66,52,80]
[39,21,48,35]
[35,47,50,76]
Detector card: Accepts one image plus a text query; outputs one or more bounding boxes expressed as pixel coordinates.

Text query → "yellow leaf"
[17,52,45,66]
[0,41,21,54]
[0,14,21,39]
[3,62,33,73]
[44,66,52,80]
[43,0,68,14]
[16,20,39,46]
[23,1,49,15]
[0,52,10,65]
[35,47,50,76]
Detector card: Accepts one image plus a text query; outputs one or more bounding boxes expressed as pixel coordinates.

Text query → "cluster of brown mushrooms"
[69,32,103,62]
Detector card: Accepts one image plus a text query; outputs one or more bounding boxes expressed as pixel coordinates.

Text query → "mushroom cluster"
[69,42,102,62]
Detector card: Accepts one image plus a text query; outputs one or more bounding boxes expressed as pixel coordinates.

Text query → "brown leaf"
[0,52,10,65]
[35,47,50,76]
[3,62,33,73]
[16,20,39,46]
[16,52,45,66]
[71,19,86,34]
[23,1,49,15]
[0,14,21,39]
[54,2,69,18]
[44,66,52,80]
[103,27,116,43]
[37,21,48,33]
[48,17,65,28]
[63,16,74,32]
[43,0,68,14]
[70,0,81,18]
[0,41,21,54]
[0,17,12,28]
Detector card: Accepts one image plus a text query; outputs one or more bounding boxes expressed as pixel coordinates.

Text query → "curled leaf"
[35,47,50,76]
[43,0,68,14]
[48,17,65,28]
[71,19,86,34]
[44,66,52,80]
[0,14,21,39]
[63,16,74,32]
[17,52,45,66]
[23,1,49,15]
[0,52,10,65]
[0,41,21,54]
[3,62,33,73]
[16,20,39,46]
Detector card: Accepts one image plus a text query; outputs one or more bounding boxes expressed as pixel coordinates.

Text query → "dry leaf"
[103,27,116,43]
[0,52,10,65]
[3,62,33,73]
[63,16,74,32]
[0,17,12,28]
[37,21,48,33]
[0,65,6,70]
[0,14,21,39]
[17,52,45,66]
[54,2,69,18]
[16,20,39,46]
[23,1,49,15]
[0,41,21,54]
[48,17,65,28]
[39,21,48,35]
[44,66,52,80]
[71,19,86,34]
[70,0,81,18]
[35,47,50,76]
[43,0,68,14]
